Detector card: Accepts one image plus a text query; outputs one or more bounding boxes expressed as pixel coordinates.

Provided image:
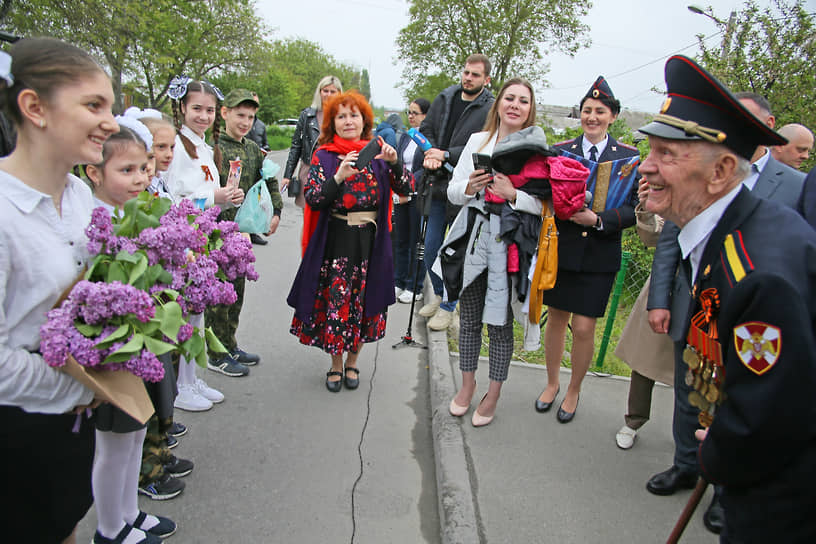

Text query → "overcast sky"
[258,0,816,113]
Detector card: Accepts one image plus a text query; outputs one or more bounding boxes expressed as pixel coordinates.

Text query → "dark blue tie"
[589,145,598,162]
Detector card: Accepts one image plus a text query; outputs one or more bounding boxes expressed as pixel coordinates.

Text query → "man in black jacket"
[416,54,494,331]
[247,92,270,152]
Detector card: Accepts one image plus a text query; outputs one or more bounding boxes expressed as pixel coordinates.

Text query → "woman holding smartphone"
[287,91,411,393]
[444,78,539,427]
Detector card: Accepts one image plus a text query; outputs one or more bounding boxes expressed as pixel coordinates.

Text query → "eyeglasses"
[407,110,423,116]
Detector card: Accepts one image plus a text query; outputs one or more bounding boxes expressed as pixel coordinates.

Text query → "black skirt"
[0,406,95,542]
[95,354,175,432]
[539,268,616,318]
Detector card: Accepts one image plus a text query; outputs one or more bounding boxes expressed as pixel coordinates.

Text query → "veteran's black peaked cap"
[639,55,787,160]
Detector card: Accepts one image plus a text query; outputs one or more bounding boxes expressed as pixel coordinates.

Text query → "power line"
[546,30,726,93]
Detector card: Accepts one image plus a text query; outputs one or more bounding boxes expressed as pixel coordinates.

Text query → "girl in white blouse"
[0,38,117,544]
[165,79,244,412]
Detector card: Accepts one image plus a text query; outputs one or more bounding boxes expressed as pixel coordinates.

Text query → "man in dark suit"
[639,54,816,542]
[797,166,816,227]
[645,91,805,534]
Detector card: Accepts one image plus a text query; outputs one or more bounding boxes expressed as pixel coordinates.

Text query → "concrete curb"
[426,318,481,544]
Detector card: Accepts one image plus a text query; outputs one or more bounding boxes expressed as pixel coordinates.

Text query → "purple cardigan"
[287,149,396,320]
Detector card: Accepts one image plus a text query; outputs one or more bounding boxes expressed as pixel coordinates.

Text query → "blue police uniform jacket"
[690,187,816,541]
[553,135,639,273]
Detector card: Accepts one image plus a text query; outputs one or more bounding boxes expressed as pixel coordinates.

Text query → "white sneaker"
[615,425,638,449]
[418,294,442,317]
[398,290,423,304]
[395,286,404,297]
[195,378,224,404]
[174,383,213,412]
[428,308,454,331]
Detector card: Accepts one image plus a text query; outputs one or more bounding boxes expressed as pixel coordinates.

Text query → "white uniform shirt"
[164,125,221,208]
[0,171,95,413]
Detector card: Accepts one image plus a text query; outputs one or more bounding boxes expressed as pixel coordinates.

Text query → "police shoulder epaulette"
[617,141,638,150]
[553,138,575,147]
[721,230,754,287]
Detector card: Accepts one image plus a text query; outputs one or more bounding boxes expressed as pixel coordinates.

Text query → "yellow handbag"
[528,202,558,324]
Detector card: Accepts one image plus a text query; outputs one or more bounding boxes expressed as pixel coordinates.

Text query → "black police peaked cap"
[639,55,787,160]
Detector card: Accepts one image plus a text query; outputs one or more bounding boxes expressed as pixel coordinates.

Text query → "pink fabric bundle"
[548,155,589,220]
[487,154,589,221]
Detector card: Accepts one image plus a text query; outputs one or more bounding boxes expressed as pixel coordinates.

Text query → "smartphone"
[354,138,382,170]
[472,153,492,173]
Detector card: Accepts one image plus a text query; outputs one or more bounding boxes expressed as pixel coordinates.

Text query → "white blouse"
[164,125,221,208]
[0,171,95,413]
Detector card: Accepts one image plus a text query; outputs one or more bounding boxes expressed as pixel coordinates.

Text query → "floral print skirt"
[291,219,387,354]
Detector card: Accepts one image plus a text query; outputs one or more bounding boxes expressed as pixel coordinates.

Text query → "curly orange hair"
[318,90,374,144]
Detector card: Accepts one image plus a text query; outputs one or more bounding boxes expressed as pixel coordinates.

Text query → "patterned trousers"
[205,275,246,353]
[458,272,514,382]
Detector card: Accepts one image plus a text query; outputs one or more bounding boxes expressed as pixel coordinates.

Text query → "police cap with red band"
[639,55,787,160]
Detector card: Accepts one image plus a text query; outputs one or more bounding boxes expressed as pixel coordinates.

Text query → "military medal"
[683,347,701,369]
[684,287,725,428]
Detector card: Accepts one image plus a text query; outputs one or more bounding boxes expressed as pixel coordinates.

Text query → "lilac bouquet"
[40,193,258,379]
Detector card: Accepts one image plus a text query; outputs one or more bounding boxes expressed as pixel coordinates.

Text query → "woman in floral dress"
[288,91,411,392]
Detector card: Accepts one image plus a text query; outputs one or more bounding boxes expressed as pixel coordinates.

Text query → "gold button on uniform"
[581,231,588,237]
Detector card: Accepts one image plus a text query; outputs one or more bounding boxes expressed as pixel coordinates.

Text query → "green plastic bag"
[235,179,274,234]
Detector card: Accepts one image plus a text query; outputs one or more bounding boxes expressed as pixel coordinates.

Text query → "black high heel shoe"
[556,395,579,423]
[534,386,560,413]
[344,367,360,390]
[326,370,343,393]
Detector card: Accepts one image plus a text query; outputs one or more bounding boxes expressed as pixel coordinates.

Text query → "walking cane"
[393,174,434,350]
[666,477,708,543]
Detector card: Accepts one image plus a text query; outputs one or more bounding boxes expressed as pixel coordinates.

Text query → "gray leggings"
[458,272,514,382]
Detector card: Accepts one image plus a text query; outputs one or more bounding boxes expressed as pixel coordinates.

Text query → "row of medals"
[683,345,725,428]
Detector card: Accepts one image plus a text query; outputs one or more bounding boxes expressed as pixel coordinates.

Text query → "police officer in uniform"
[639,55,816,542]
[534,76,639,423]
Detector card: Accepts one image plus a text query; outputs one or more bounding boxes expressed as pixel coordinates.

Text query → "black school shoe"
[92,524,162,544]
[207,353,250,376]
[138,472,185,500]
[164,454,194,478]
[230,347,260,366]
[168,421,187,437]
[133,511,178,539]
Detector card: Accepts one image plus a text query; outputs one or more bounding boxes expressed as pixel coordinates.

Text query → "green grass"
[266,125,296,151]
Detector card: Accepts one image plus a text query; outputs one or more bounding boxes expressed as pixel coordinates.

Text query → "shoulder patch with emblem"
[734,321,780,375]
[721,230,754,287]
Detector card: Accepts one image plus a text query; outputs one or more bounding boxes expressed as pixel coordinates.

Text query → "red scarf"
[317,135,369,155]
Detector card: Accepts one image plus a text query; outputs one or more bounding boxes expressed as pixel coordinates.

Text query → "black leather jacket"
[283,107,320,181]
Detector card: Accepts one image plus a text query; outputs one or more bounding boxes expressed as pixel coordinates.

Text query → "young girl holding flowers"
[84,116,176,544]
[165,77,244,410]
[0,37,115,544]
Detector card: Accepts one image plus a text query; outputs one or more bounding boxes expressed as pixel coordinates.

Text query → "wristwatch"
[594,215,603,231]
[443,151,450,162]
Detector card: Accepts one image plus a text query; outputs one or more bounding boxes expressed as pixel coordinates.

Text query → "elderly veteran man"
[638,55,816,542]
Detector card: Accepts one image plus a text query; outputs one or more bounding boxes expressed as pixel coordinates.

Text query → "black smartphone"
[472,153,492,173]
[354,138,382,170]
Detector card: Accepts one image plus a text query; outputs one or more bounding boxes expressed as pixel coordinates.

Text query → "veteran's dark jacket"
[689,188,816,541]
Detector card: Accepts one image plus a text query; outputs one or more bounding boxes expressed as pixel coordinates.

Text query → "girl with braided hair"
[165,77,244,412]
